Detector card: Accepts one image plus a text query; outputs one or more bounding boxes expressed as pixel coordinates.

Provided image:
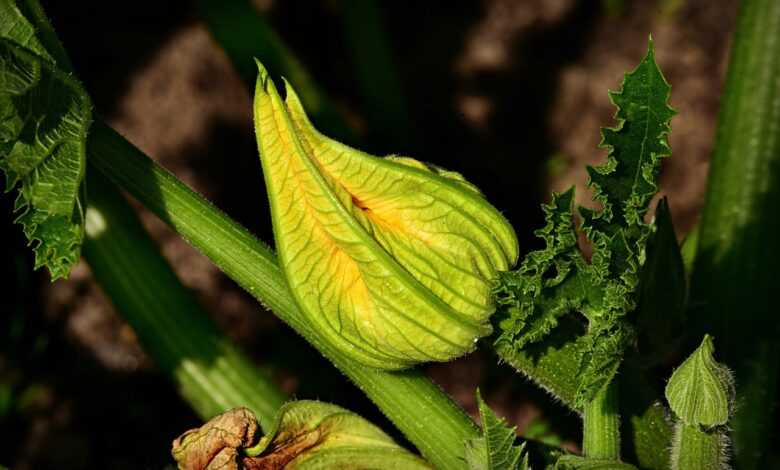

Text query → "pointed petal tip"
[254,58,271,91]
[254,58,268,76]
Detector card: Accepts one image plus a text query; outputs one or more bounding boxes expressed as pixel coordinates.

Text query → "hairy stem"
[691,0,780,467]
[83,170,286,429]
[582,381,620,460]
[671,424,725,470]
[88,121,479,470]
[20,0,288,429]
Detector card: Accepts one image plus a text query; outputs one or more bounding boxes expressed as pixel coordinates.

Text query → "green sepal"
[464,390,529,470]
[634,198,687,365]
[665,335,734,428]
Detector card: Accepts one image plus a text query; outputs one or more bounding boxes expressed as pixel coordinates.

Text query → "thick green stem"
[19,0,289,430]
[691,0,780,467]
[582,381,620,460]
[670,424,725,470]
[83,170,286,429]
[17,1,477,466]
[88,122,478,470]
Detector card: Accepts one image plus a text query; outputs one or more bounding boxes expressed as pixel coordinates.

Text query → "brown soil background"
[2,0,739,468]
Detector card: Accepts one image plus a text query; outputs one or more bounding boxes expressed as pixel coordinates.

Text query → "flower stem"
[83,170,286,429]
[671,424,725,470]
[583,381,620,460]
[88,121,479,470]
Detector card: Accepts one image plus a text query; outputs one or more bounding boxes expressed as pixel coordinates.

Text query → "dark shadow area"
[41,0,195,118]
[383,1,601,252]
[179,117,274,242]
[1,196,198,470]
[688,133,780,468]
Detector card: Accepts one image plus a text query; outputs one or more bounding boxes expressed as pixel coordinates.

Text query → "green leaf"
[172,403,432,469]
[494,189,591,351]
[634,198,686,364]
[464,390,529,470]
[253,60,517,369]
[585,39,675,236]
[0,0,91,279]
[665,335,734,428]
[494,39,676,408]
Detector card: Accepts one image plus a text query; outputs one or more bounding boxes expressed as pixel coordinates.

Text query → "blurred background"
[1,0,738,468]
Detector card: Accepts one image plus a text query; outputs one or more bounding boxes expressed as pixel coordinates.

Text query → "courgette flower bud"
[253,61,518,369]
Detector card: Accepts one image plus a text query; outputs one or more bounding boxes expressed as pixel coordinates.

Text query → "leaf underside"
[0,1,91,280]
[253,60,517,369]
[494,39,676,408]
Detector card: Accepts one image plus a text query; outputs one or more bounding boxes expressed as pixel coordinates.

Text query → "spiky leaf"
[585,40,675,236]
[0,0,90,279]
[494,39,676,408]
[465,390,529,470]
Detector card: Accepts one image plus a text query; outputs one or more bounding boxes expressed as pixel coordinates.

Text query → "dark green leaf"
[0,0,91,279]
[634,198,686,364]
[494,39,676,409]
[585,39,675,237]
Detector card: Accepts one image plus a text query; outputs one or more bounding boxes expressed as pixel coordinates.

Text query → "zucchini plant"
[2,0,778,468]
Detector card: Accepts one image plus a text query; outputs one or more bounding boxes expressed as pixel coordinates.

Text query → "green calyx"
[252,59,518,369]
[665,335,734,429]
[665,335,734,469]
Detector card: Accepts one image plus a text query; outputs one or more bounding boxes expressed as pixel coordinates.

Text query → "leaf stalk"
[582,381,620,460]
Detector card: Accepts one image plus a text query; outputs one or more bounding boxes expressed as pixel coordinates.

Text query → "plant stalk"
[670,424,724,470]
[691,0,780,467]
[582,381,620,460]
[19,0,289,429]
[88,121,479,470]
[83,170,286,429]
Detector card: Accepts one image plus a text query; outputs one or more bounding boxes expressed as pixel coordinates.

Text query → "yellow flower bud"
[253,61,518,369]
